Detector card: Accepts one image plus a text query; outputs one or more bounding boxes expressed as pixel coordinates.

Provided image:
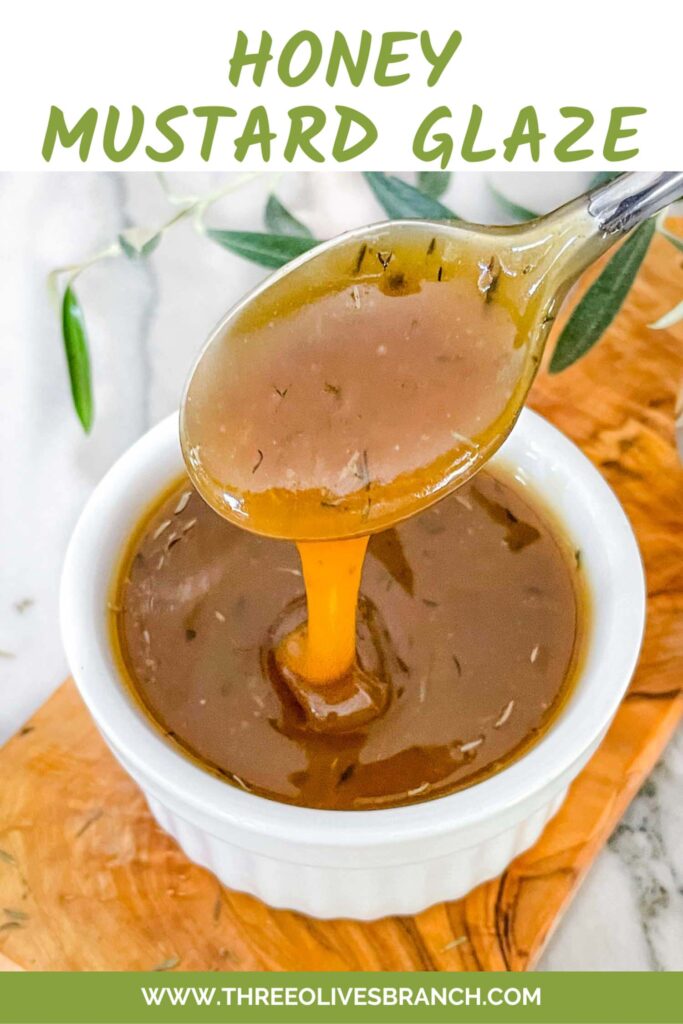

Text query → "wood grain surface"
[1,223,682,973]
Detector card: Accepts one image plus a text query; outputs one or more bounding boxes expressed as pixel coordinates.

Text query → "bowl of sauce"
[61,407,645,919]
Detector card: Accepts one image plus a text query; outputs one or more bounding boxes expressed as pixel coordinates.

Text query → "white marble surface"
[0,170,680,971]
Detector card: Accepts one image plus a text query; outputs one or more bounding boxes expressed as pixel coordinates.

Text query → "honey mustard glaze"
[113,176,683,806]
[111,469,586,809]
[180,209,601,714]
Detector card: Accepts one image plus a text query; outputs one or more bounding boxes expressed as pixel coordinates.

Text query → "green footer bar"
[1,971,682,1024]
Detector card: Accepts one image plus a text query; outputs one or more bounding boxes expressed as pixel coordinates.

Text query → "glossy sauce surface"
[180,217,592,689]
[111,470,583,810]
[181,223,555,542]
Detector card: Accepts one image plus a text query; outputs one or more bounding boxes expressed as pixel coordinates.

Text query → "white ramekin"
[60,409,645,920]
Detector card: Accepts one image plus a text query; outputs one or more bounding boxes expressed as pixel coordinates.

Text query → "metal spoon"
[181,172,683,541]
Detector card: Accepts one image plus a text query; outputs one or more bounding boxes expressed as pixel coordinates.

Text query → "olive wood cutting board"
[1,223,682,973]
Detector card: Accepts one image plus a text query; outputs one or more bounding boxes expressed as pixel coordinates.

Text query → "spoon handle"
[588,172,683,236]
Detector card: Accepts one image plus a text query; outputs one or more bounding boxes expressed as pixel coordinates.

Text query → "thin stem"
[191,172,261,234]
[48,174,259,304]
[47,242,121,311]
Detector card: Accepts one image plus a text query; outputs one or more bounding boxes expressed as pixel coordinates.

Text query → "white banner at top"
[0,0,680,171]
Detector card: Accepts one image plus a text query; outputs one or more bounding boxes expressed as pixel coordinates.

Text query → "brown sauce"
[111,469,584,810]
[180,218,592,696]
[181,223,552,542]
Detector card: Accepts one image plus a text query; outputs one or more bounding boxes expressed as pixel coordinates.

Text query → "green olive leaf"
[550,219,656,373]
[649,300,683,331]
[364,172,456,220]
[656,212,683,255]
[659,226,683,254]
[206,229,319,268]
[62,285,94,433]
[417,171,452,201]
[264,195,313,238]
[589,171,622,189]
[118,227,161,260]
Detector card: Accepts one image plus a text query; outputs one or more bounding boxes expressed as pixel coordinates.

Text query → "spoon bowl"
[181,173,683,542]
[181,218,556,540]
